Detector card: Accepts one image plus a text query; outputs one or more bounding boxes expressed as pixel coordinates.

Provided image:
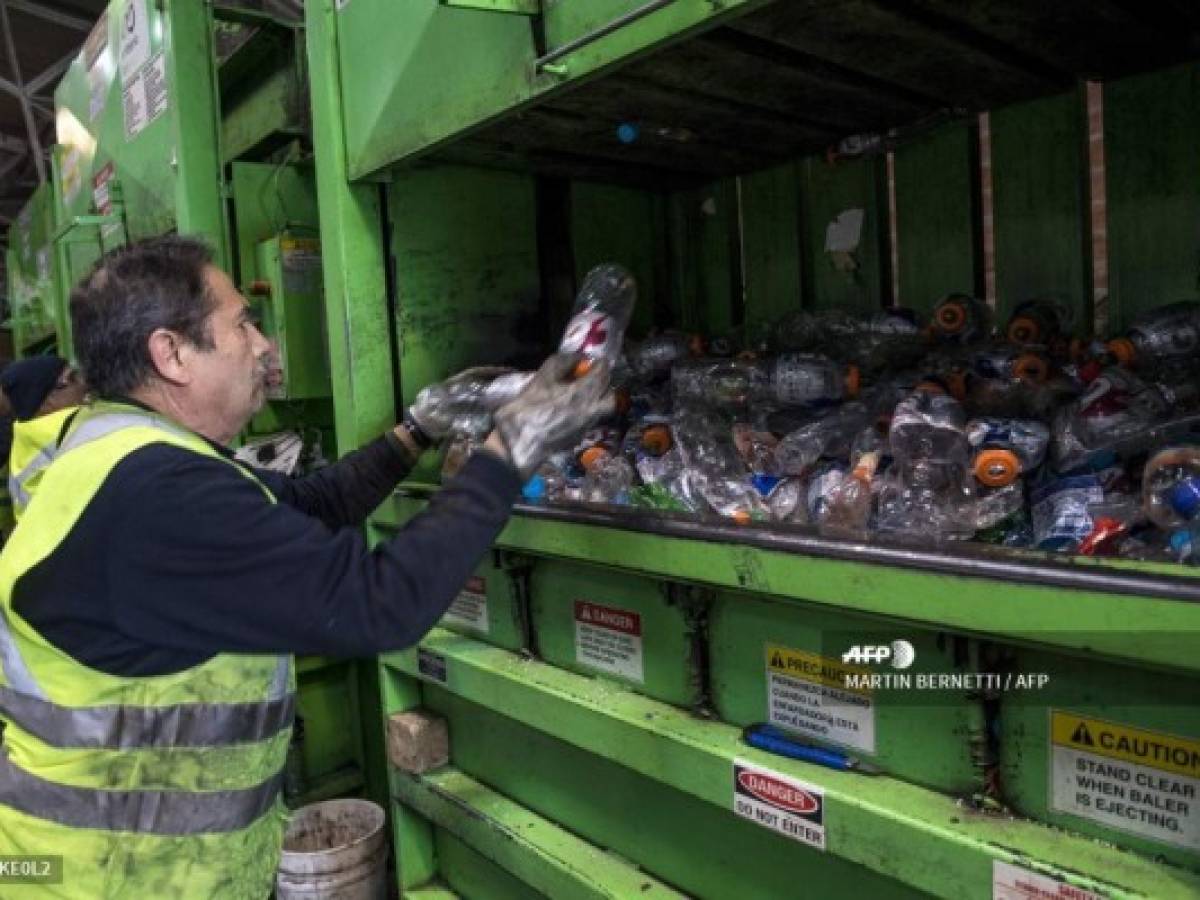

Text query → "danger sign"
[733,760,826,851]
[443,575,489,634]
[574,601,643,682]
[1050,710,1200,852]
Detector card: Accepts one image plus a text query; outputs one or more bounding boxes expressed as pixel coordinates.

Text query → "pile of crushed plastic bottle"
[434,265,1200,565]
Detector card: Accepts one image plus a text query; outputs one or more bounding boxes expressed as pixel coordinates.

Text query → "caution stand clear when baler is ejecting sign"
[1049,710,1200,853]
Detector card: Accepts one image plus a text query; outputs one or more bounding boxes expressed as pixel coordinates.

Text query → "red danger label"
[737,770,821,814]
[574,601,641,636]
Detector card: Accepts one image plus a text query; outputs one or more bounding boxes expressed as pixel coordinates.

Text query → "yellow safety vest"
[7,405,78,521]
[0,401,293,898]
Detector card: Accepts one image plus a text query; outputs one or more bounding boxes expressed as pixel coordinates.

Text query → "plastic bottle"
[575,425,625,472]
[1028,474,1142,553]
[875,387,978,541]
[581,456,635,505]
[559,263,637,376]
[1106,301,1200,373]
[1007,298,1072,348]
[672,406,765,523]
[805,462,848,525]
[929,293,992,344]
[1169,522,1200,564]
[774,403,872,476]
[818,450,880,538]
[1142,446,1200,529]
[770,353,859,406]
[412,369,535,440]
[671,358,768,409]
[965,418,1050,487]
[629,331,694,380]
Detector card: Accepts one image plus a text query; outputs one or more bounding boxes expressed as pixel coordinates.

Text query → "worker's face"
[192,266,274,442]
[38,366,89,416]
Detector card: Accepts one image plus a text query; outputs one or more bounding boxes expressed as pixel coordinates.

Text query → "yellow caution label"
[765,644,870,697]
[280,237,320,254]
[1051,711,1200,779]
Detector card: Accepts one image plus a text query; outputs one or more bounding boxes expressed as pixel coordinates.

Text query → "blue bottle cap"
[1167,476,1200,520]
[751,474,783,498]
[617,122,640,144]
[1169,529,1193,555]
[522,474,546,502]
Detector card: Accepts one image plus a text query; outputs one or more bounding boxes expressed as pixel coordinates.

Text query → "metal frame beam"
[7,0,90,31]
[0,0,45,181]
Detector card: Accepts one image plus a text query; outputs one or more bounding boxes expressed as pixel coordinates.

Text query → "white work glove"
[492,353,615,481]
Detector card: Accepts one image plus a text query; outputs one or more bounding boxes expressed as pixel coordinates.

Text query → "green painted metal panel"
[384,634,1198,898]
[307,0,395,452]
[708,593,979,794]
[436,556,526,652]
[668,179,739,336]
[422,689,921,899]
[253,236,332,401]
[389,165,543,400]
[1105,62,1200,331]
[293,659,365,804]
[893,122,978,313]
[229,161,320,287]
[999,648,1200,869]
[381,497,1200,674]
[435,832,544,900]
[334,0,771,178]
[570,181,666,336]
[5,183,60,355]
[529,560,698,706]
[396,764,687,899]
[739,163,803,333]
[990,90,1089,328]
[799,155,887,315]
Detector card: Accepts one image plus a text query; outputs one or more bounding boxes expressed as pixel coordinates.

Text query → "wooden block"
[387,709,449,774]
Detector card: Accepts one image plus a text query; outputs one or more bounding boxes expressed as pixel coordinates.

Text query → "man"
[0,236,611,897]
[0,355,92,521]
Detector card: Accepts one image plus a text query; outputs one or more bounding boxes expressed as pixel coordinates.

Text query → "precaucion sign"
[766,644,875,754]
[1050,710,1199,852]
[992,861,1102,900]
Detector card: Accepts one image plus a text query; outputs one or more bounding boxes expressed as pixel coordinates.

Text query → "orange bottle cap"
[731,510,751,525]
[1107,337,1136,366]
[974,448,1020,487]
[844,364,861,398]
[1012,353,1049,383]
[1007,316,1040,345]
[579,446,610,471]
[573,359,595,378]
[640,425,673,456]
[935,301,967,333]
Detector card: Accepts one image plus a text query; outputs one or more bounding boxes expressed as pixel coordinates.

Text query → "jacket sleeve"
[251,431,417,530]
[106,448,521,656]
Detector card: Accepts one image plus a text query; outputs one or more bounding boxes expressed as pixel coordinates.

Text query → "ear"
[146,328,192,386]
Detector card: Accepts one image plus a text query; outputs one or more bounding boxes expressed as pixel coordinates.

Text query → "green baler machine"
[5,182,61,358]
[304,1,1200,897]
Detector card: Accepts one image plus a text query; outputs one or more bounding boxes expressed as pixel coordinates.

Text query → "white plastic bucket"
[275,799,388,900]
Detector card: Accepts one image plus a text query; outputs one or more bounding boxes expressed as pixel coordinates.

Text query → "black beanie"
[0,356,68,421]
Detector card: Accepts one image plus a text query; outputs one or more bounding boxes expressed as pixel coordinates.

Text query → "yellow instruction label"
[1051,712,1200,780]
[766,644,870,696]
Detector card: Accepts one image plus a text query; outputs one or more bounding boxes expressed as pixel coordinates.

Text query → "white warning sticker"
[733,759,826,851]
[766,643,875,754]
[118,0,151,85]
[443,575,490,634]
[992,860,1102,900]
[574,600,643,683]
[1049,710,1200,852]
[123,52,167,140]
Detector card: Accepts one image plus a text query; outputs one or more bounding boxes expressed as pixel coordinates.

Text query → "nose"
[251,324,273,356]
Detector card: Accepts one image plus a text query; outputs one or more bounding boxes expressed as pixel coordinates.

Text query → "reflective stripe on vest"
[9,410,188,511]
[0,748,283,835]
